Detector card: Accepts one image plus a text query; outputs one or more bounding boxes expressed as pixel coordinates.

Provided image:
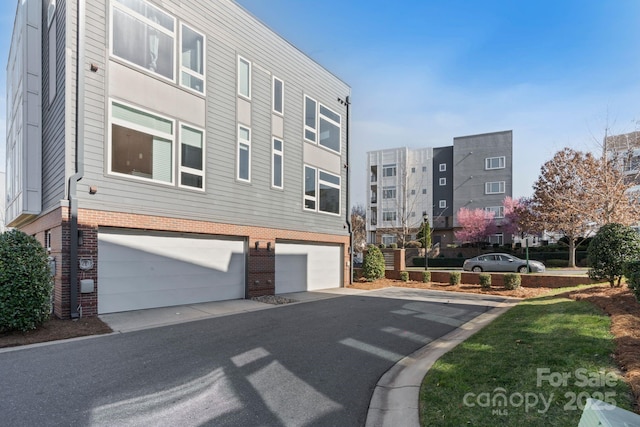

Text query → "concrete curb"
[365,299,520,427]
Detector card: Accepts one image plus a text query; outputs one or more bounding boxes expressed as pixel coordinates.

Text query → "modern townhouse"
[366,130,513,248]
[6,0,351,317]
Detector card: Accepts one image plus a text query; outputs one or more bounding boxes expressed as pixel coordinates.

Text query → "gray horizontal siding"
[75,0,349,236]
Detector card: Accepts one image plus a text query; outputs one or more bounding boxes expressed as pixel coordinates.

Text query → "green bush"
[449,271,461,286]
[390,243,398,249]
[405,240,422,248]
[400,271,409,282]
[379,244,386,249]
[0,230,53,332]
[479,273,491,289]
[504,273,521,290]
[588,223,640,287]
[545,259,568,268]
[363,245,385,281]
[422,271,431,283]
[624,261,640,302]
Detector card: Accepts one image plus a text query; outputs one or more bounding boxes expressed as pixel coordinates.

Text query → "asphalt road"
[0,288,509,426]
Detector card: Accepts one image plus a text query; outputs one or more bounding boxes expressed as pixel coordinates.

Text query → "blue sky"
[0,1,639,206]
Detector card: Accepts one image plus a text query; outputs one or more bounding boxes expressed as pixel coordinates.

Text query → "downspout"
[68,0,86,318]
[341,95,353,284]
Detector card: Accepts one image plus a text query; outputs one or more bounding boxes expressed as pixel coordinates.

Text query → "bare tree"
[350,203,367,254]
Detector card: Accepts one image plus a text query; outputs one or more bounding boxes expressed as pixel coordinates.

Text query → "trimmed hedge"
[504,273,522,290]
[449,272,461,286]
[479,273,491,289]
[363,245,385,281]
[0,230,52,332]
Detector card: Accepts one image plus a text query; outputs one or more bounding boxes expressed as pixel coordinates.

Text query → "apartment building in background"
[605,131,640,190]
[6,0,350,318]
[366,130,513,248]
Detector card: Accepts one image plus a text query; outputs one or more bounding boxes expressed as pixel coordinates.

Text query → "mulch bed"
[0,316,113,349]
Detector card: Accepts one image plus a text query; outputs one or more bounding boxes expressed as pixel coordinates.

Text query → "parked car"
[462,253,545,273]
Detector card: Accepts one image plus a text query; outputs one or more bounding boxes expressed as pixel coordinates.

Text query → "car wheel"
[518,266,529,273]
[472,266,482,272]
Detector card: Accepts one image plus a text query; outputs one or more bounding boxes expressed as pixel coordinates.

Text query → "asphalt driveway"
[0,288,510,426]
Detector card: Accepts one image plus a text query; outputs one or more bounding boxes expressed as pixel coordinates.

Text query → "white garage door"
[98,229,246,314]
[275,242,342,294]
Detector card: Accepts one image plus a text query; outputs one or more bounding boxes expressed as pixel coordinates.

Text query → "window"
[304,165,340,214]
[383,210,397,221]
[272,138,283,189]
[238,56,251,98]
[304,96,317,142]
[422,189,427,195]
[382,186,396,199]
[485,181,505,194]
[45,230,52,253]
[382,164,396,177]
[485,206,505,218]
[411,167,416,173]
[439,163,446,172]
[319,105,341,153]
[485,156,506,170]
[179,125,204,189]
[180,24,205,93]
[411,212,416,217]
[273,77,284,115]
[422,166,427,172]
[237,126,251,182]
[111,0,176,80]
[382,234,396,245]
[110,101,174,184]
[304,166,316,210]
[439,200,447,209]
[439,177,446,186]
[410,189,415,195]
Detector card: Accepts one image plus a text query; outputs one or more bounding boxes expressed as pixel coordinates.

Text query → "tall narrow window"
[273,77,283,115]
[181,24,205,93]
[179,125,204,189]
[319,171,340,214]
[304,166,316,210]
[272,138,283,189]
[110,101,174,184]
[238,56,251,98]
[237,126,251,182]
[318,105,341,153]
[304,96,317,142]
[111,0,176,80]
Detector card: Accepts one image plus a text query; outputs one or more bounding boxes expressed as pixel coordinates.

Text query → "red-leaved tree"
[455,208,498,248]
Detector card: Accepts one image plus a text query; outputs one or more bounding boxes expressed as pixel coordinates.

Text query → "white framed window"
[111,0,176,81]
[439,177,446,186]
[238,56,251,99]
[179,124,204,190]
[485,156,506,170]
[382,210,397,222]
[304,165,340,215]
[180,23,205,94]
[485,181,505,194]
[382,234,396,245]
[237,125,251,182]
[382,186,396,199]
[422,166,427,172]
[411,167,416,173]
[272,138,283,189]
[273,76,284,115]
[110,101,175,184]
[319,104,341,153]
[439,200,447,209]
[439,163,446,172]
[382,164,396,177]
[304,95,317,142]
[489,233,504,245]
[485,206,505,218]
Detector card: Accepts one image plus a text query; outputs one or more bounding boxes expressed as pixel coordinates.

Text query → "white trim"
[303,95,317,143]
[303,165,341,216]
[180,22,206,95]
[272,137,284,189]
[485,181,506,194]
[439,200,447,209]
[237,55,252,99]
[439,177,446,186]
[178,124,205,191]
[108,99,176,186]
[485,156,506,170]
[237,125,251,182]
[272,76,284,115]
[484,206,504,218]
[303,165,317,211]
[439,163,446,172]
[318,103,342,154]
[110,0,177,83]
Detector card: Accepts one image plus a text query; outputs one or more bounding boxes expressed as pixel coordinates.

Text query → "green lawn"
[419,289,634,426]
